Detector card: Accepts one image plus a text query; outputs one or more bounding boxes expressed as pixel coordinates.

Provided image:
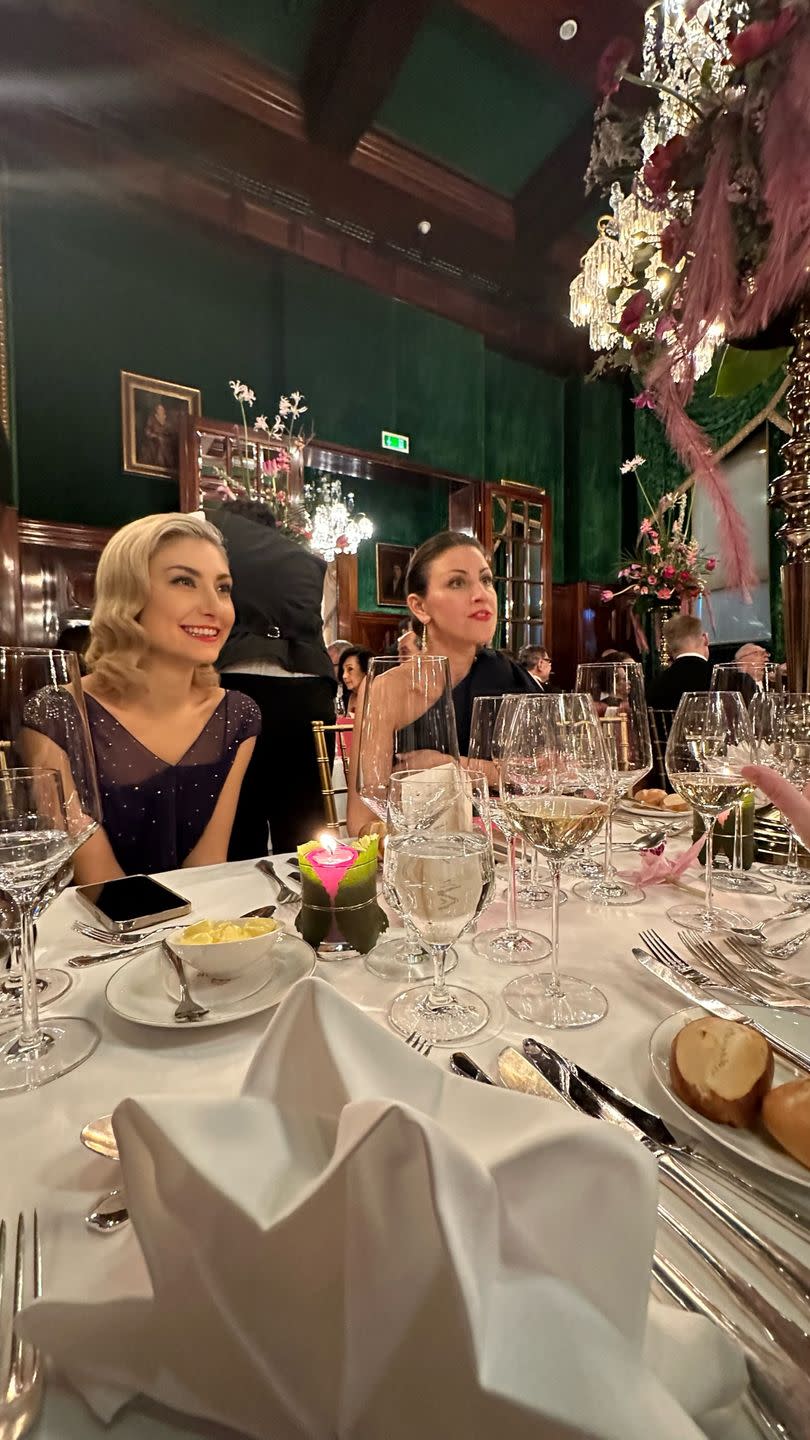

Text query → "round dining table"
[2,843,809,1439]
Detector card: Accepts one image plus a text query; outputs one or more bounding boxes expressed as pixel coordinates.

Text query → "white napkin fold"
[20,976,745,1439]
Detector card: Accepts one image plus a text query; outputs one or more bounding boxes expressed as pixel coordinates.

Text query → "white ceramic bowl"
[170,922,283,980]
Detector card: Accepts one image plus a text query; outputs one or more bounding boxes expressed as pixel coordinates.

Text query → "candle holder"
[295,835,388,957]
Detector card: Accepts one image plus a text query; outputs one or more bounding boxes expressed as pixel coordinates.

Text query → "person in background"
[327,638,353,679]
[646,613,711,709]
[214,497,336,856]
[339,645,372,716]
[734,641,771,700]
[56,611,92,675]
[601,648,634,663]
[518,644,555,690]
[32,513,259,882]
[347,529,536,833]
[396,625,419,660]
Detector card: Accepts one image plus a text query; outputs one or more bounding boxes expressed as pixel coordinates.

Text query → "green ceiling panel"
[149,0,322,77]
[376,3,591,197]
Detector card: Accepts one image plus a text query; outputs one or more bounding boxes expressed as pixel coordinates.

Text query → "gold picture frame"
[375,542,414,607]
[121,371,201,479]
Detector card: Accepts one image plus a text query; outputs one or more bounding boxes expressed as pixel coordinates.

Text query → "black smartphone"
[75,875,191,933]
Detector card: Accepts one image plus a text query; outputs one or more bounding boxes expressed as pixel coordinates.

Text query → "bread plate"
[650,1004,810,1188]
[617,797,691,823]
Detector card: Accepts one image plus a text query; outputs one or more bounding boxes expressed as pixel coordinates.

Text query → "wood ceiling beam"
[302,0,434,154]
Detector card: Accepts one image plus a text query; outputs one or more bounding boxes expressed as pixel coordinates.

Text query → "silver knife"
[523,1038,810,1330]
[633,946,810,1074]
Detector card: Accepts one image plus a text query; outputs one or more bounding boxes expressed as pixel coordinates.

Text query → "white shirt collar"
[672,651,708,661]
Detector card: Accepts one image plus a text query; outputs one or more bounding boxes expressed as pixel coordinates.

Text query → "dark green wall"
[6,189,625,597]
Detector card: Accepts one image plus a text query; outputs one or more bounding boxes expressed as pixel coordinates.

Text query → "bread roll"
[670,1017,773,1127]
[662,792,689,812]
[637,788,667,807]
[762,1078,810,1169]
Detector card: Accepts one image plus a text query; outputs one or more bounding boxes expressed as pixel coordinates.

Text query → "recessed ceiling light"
[417,219,431,235]
[559,18,578,41]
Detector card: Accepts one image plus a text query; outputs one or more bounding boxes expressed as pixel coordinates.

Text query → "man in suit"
[518,644,556,690]
[646,614,712,709]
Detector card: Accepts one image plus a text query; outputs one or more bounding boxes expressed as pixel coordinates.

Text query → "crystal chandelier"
[304,476,374,563]
[570,0,741,378]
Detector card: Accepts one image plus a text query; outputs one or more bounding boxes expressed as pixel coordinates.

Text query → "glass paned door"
[485,484,551,657]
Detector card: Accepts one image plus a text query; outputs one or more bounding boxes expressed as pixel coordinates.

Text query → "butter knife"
[633,946,810,1074]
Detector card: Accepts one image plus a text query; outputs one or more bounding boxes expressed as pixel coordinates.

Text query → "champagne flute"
[710,664,776,896]
[573,662,652,906]
[665,691,752,933]
[386,775,495,1045]
[0,647,102,1092]
[356,654,460,981]
[750,691,810,888]
[468,695,551,963]
[500,693,613,1028]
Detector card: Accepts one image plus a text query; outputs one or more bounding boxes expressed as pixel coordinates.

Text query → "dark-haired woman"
[346,530,536,834]
[213,498,336,855]
[340,645,372,716]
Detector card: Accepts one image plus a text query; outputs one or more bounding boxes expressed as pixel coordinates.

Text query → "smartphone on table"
[75,875,191,933]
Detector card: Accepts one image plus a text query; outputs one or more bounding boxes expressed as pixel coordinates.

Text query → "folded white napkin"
[21,977,745,1439]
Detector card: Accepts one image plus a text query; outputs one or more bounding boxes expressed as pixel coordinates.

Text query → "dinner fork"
[0,1213,43,1440]
[256,859,299,907]
[160,941,209,1023]
[678,932,810,1013]
[725,934,810,991]
[405,1030,433,1057]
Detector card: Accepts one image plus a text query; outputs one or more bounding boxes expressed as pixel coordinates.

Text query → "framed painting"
[375,542,414,606]
[121,371,201,479]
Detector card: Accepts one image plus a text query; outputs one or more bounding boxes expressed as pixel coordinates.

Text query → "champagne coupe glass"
[469,695,551,963]
[665,690,753,933]
[386,778,495,1045]
[710,664,776,896]
[500,693,613,1028]
[751,691,810,889]
[356,654,460,981]
[0,647,102,1092]
[572,662,652,906]
[0,860,74,1022]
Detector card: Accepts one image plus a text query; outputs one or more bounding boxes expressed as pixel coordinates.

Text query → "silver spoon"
[727,897,810,944]
[80,1113,118,1160]
[85,1188,129,1232]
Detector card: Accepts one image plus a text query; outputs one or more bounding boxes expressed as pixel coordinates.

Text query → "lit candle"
[306,832,357,900]
[296,834,386,956]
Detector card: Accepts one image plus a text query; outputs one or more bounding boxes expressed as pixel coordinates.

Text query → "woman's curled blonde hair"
[86,512,229,698]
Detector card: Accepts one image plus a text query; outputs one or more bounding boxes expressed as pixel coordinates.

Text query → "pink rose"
[657,587,674,600]
[643,135,687,200]
[660,217,689,268]
[662,565,676,579]
[705,556,717,571]
[601,589,614,602]
[619,289,650,336]
[631,389,656,411]
[597,37,636,96]
[728,8,796,67]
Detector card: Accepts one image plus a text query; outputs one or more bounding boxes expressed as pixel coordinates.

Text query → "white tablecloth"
[3,850,809,1438]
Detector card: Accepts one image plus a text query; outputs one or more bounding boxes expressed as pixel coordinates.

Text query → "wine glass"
[750,691,810,889]
[0,647,102,1092]
[468,695,551,963]
[500,693,613,1028]
[573,662,652,906]
[710,665,776,896]
[386,774,495,1045]
[356,655,460,981]
[0,860,74,1022]
[665,691,752,933]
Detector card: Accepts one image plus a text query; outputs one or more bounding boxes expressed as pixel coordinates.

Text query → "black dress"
[398,648,539,757]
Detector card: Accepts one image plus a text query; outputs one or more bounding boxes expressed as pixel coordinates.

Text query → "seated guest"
[518,644,555,690]
[327,638,353,679]
[732,641,772,702]
[66,514,259,882]
[646,614,711,709]
[339,645,372,716]
[347,530,535,833]
[396,624,420,660]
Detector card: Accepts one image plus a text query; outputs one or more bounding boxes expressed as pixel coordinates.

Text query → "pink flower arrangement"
[605,460,716,616]
[727,7,796,67]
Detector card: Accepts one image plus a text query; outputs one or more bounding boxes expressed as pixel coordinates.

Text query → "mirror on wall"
[692,423,773,648]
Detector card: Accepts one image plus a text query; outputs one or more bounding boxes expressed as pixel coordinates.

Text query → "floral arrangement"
[199,380,312,542]
[601,457,717,614]
[586,0,810,594]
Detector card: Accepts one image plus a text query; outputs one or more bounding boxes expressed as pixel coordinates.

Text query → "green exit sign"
[382,430,410,454]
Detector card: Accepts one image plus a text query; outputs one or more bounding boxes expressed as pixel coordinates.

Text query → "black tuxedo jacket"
[646,655,712,711]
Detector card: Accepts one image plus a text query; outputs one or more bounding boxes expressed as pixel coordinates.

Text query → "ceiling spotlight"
[559,18,578,40]
[417,219,431,235]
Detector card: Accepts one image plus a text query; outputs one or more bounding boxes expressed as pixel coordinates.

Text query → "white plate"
[618,798,691,822]
[105,934,316,1030]
[649,1005,810,1189]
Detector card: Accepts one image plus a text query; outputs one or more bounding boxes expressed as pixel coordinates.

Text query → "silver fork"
[256,859,299,907]
[726,934,810,991]
[679,932,810,1012]
[160,941,209,1024]
[406,1030,433,1057]
[0,1213,43,1440]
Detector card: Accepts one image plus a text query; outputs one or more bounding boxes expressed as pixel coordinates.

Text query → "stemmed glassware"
[0,861,74,1022]
[710,664,776,896]
[386,768,495,1045]
[356,654,460,981]
[468,694,551,963]
[500,693,613,1028]
[664,690,752,933]
[572,662,652,906]
[750,691,810,889]
[0,647,102,1092]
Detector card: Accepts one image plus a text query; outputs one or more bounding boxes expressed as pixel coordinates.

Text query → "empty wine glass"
[356,654,460,981]
[0,647,102,1092]
[665,690,752,933]
[710,664,775,896]
[573,662,652,906]
[500,693,612,1027]
[468,694,551,963]
[750,691,810,888]
[0,860,74,1022]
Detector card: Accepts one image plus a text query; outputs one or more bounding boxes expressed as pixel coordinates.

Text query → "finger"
[742,765,810,831]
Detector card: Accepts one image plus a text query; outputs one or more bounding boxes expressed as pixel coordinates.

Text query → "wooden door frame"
[482,479,552,658]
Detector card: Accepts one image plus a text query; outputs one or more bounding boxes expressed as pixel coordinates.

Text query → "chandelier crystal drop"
[304,476,374,563]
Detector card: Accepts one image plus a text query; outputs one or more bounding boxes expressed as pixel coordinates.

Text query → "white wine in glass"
[710,663,775,897]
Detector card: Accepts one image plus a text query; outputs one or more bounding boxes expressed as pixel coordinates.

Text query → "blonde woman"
[49,513,259,882]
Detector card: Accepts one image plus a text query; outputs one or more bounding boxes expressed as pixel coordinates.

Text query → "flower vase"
[640,603,679,675]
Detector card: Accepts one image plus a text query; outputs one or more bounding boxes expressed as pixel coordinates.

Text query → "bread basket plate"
[618,797,692,822]
[649,1005,810,1189]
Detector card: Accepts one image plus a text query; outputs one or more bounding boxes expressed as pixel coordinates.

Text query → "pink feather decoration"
[677,130,738,352]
